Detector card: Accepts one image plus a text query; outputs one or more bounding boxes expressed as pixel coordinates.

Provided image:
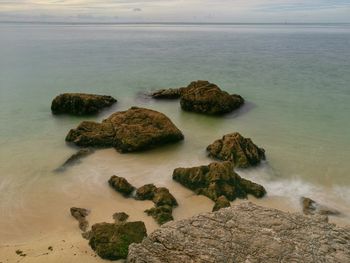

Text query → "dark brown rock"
[66,107,184,152]
[151,88,184,99]
[301,197,341,216]
[212,195,231,212]
[180,80,244,115]
[172,161,266,201]
[145,205,173,225]
[207,132,265,168]
[51,93,116,115]
[152,187,178,207]
[70,207,90,232]
[113,212,129,223]
[135,184,158,200]
[108,175,135,197]
[88,221,147,260]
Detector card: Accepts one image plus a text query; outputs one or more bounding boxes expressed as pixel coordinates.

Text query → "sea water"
[1,23,350,243]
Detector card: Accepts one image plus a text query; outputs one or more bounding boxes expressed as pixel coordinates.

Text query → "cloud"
[0,0,349,22]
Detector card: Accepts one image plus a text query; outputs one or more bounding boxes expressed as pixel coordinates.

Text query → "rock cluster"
[173,161,266,206]
[151,80,244,115]
[70,207,90,232]
[51,93,116,115]
[108,177,178,225]
[127,202,350,263]
[138,186,178,225]
[66,107,184,152]
[207,132,265,168]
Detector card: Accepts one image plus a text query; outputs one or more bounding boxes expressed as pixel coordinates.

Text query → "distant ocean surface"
[1,23,350,243]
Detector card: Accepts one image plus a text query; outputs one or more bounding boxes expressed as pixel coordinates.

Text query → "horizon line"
[1,20,350,26]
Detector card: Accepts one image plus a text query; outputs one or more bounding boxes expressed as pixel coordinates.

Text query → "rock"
[66,107,184,152]
[172,161,266,201]
[108,176,135,197]
[127,202,350,263]
[145,205,174,225]
[51,93,116,115]
[88,221,147,260]
[70,207,90,232]
[179,80,244,115]
[135,184,177,225]
[301,197,341,216]
[212,195,231,212]
[151,88,184,99]
[135,184,158,200]
[207,132,265,168]
[152,187,178,207]
[113,212,129,223]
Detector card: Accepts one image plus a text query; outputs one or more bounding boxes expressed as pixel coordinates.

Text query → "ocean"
[1,23,350,243]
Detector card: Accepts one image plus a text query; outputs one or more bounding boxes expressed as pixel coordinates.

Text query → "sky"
[0,0,349,23]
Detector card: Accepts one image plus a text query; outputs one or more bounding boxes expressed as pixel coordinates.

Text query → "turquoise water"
[1,23,350,242]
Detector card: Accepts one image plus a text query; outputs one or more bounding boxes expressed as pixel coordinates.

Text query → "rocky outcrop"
[51,93,116,115]
[173,161,266,202]
[151,88,184,99]
[108,175,135,197]
[66,107,184,152]
[212,195,231,212]
[135,184,178,225]
[207,132,265,168]
[301,197,341,216]
[180,80,244,115]
[127,202,350,263]
[70,207,90,232]
[88,221,147,260]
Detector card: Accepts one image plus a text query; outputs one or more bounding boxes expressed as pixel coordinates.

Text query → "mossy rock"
[145,205,174,225]
[88,221,147,260]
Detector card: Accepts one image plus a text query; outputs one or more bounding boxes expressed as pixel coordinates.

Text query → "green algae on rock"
[207,132,265,168]
[88,221,147,260]
[66,107,184,152]
[172,161,266,202]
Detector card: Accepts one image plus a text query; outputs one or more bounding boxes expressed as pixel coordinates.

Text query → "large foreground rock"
[66,107,184,152]
[173,161,266,202]
[207,132,265,168]
[51,93,116,115]
[180,80,244,115]
[127,202,350,263]
[88,221,147,260]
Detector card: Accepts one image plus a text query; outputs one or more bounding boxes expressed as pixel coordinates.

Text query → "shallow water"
[1,23,350,243]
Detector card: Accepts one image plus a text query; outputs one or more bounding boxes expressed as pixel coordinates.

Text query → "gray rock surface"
[127,202,350,263]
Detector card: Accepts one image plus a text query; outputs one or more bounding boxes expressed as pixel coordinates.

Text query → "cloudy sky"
[0,0,349,23]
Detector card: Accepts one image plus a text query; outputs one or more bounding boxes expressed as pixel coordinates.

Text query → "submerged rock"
[113,212,130,224]
[145,205,174,225]
[55,148,95,172]
[180,80,244,115]
[212,195,231,212]
[172,161,266,201]
[70,207,90,232]
[207,132,265,168]
[127,202,350,263]
[66,107,184,152]
[301,197,341,216]
[108,175,135,197]
[151,88,184,99]
[51,93,116,115]
[88,221,147,260]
